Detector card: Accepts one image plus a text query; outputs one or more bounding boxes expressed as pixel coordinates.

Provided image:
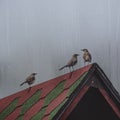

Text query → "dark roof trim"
[94,63,120,104]
[53,63,95,120]
[53,63,120,120]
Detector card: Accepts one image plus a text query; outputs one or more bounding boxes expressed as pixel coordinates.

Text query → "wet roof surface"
[0,65,91,120]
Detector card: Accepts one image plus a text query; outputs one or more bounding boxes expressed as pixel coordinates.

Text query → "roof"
[0,63,120,120]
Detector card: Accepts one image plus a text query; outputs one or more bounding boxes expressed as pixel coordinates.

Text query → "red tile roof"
[0,64,91,120]
[1,63,120,120]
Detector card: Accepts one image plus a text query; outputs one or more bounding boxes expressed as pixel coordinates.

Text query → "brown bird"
[59,54,79,71]
[81,49,92,65]
[20,73,37,87]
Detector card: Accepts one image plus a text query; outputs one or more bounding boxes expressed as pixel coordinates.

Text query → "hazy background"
[0,0,120,98]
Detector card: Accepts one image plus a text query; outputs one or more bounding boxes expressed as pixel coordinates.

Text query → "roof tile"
[65,65,91,89]
[45,89,69,115]
[5,107,21,120]
[23,99,44,120]
[42,115,50,120]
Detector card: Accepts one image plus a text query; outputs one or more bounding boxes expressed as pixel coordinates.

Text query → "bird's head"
[73,54,79,57]
[32,73,37,76]
[81,49,88,52]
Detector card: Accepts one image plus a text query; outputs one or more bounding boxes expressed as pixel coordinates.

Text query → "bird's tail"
[59,65,67,70]
[20,81,26,86]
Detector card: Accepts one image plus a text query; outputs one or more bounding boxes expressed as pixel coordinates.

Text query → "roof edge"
[53,63,120,120]
[93,63,120,104]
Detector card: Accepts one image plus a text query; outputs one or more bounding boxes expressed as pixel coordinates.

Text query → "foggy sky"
[0,0,120,98]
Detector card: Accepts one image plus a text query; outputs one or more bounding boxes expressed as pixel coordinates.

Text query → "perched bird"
[20,73,37,87]
[59,54,79,72]
[81,49,92,65]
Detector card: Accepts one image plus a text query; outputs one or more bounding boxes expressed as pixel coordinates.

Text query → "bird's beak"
[81,49,83,51]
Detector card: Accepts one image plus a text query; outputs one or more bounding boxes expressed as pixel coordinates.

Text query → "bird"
[81,49,92,65]
[59,54,79,72]
[20,73,37,87]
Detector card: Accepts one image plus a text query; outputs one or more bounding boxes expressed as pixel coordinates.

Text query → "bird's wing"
[89,53,92,62]
[83,53,86,60]
[67,58,73,66]
[26,75,33,82]
[67,57,77,66]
